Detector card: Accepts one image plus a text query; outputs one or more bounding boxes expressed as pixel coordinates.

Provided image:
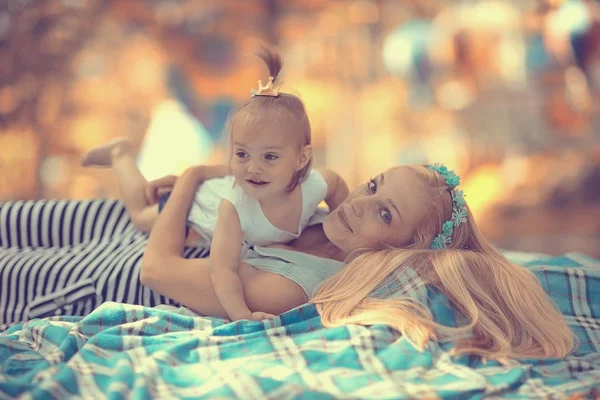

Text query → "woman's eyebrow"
[378,173,403,222]
[388,199,402,222]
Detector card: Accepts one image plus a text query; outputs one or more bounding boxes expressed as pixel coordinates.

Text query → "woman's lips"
[338,207,353,232]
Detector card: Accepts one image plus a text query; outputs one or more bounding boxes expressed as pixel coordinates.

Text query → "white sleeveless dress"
[186,170,328,249]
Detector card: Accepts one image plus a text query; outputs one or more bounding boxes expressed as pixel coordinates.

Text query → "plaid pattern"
[1,252,599,399]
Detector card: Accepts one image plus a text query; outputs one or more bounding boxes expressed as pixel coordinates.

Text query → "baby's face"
[229,126,303,202]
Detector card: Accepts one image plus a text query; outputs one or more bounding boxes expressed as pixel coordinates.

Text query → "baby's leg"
[82,138,158,233]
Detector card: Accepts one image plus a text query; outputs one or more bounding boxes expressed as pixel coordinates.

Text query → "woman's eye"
[264,153,278,161]
[379,208,392,224]
[236,151,248,159]
[367,179,377,194]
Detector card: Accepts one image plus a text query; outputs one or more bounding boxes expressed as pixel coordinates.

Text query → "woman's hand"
[250,311,276,321]
[145,175,177,204]
[228,311,276,322]
[184,164,231,184]
[145,165,230,205]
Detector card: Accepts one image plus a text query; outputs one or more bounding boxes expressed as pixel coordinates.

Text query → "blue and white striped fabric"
[0,199,209,330]
[0,249,599,399]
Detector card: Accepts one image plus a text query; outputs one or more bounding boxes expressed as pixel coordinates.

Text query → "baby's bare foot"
[81,137,134,167]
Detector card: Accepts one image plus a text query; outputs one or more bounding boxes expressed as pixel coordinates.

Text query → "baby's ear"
[298,145,312,169]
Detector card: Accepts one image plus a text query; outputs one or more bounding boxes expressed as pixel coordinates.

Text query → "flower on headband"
[445,172,460,187]
[429,164,446,174]
[452,208,467,227]
[452,190,466,207]
[442,221,453,236]
[432,235,446,250]
[427,163,468,250]
[428,164,460,187]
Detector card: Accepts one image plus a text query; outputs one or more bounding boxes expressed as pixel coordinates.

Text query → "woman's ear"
[297,145,312,170]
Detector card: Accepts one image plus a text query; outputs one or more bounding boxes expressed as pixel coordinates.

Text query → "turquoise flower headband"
[427,163,467,250]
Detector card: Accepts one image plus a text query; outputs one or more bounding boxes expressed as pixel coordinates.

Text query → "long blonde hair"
[312,165,575,362]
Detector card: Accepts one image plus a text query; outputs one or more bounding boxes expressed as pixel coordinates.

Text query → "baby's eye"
[379,208,392,224]
[367,179,377,194]
[236,151,249,159]
[264,153,279,161]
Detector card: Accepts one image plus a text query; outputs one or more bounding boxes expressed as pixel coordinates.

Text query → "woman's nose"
[349,196,367,217]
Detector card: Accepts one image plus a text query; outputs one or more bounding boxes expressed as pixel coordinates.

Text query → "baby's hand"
[145,175,177,204]
[250,311,276,321]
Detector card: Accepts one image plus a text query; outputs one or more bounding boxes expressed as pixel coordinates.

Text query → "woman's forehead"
[383,166,420,186]
[380,166,428,209]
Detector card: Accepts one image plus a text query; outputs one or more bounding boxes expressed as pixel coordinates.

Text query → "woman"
[142,163,575,361]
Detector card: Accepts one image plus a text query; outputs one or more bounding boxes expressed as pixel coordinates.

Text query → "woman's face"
[323,166,429,254]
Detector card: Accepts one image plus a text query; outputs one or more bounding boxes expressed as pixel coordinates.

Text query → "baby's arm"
[318,168,349,211]
[210,200,253,321]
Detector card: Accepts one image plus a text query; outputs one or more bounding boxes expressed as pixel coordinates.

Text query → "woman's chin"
[322,216,333,236]
[322,219,344,250]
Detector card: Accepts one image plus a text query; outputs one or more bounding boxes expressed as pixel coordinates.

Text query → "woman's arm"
[318,168,349,211]
[189,164,231,181]
[146,164,231,204]
[209,200,253,321]
[140,167,307,317]
[142,167,201,264]
[141,256,307,318]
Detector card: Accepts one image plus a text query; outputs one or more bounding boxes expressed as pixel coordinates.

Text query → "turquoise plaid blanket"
[1,252,599,399]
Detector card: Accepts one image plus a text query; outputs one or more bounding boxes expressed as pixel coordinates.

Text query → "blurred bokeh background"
[0,0,599,257]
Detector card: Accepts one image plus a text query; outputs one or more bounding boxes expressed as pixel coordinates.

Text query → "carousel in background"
[0,0,599,257]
